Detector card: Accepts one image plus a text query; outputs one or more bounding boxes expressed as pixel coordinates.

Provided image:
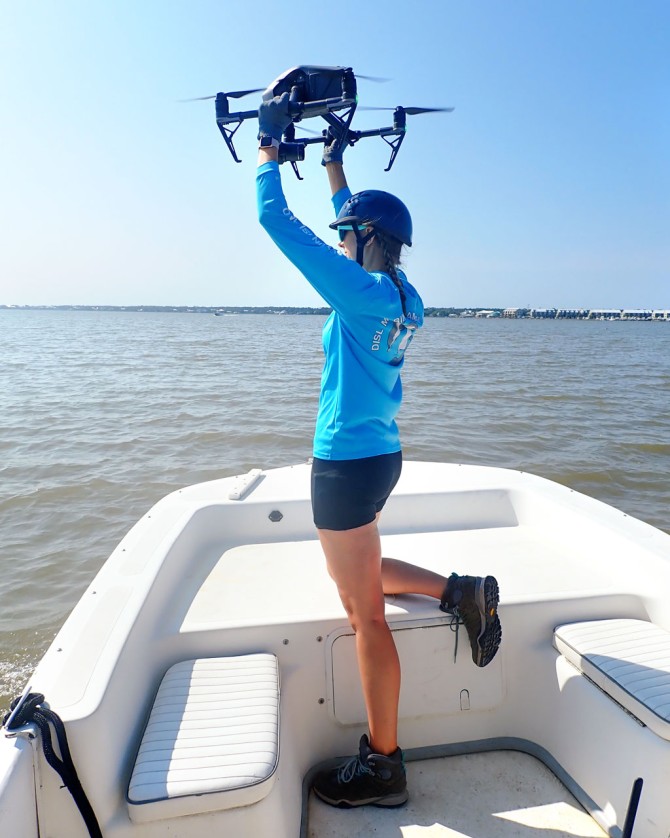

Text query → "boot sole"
[314,788,409,808]
[474,576,502,667]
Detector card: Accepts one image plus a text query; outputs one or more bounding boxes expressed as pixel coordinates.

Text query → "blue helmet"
[329,190,413,247]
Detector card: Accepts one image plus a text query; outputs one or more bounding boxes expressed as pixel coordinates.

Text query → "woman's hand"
[258,93,292,164]
[322,125,349,167]
[322,126,349,195]
[257,93,292,142]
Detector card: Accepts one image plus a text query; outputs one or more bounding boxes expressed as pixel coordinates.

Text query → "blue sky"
[1,1,668,309]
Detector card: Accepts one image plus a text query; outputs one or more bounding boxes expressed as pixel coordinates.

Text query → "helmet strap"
[353,227,375,267]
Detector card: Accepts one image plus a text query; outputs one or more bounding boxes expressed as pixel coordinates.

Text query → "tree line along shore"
[2,305,668,320]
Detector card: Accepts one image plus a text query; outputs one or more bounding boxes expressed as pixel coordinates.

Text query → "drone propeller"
[357,74,391,83]
[294,124,322,136]
[179,88,263,103]
[185,73,386,102]
[361,106,454,115]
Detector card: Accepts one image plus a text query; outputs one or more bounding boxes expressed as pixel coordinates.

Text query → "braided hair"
[375,230,407,316]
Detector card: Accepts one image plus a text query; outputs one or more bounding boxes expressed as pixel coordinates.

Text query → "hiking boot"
[440,573,501,667]
[312,734,408,808]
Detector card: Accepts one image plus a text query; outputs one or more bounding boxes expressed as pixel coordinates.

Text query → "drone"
[187,66,454,179]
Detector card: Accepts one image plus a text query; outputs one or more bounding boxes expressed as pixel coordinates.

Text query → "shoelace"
[337,754,375,784]
[448,613,463,663]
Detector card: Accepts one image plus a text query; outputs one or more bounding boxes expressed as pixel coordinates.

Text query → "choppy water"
[2,310,669,711]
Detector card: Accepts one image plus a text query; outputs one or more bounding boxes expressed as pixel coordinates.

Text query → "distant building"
[556,309,587,319]
[652,310,670,321]
[621,309,653,320]
[587,309,622,320]
[530,308,557,319]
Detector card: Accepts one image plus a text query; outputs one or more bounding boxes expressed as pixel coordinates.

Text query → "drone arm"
[296,96,356,121]
[217,100,355,131]
[345,125,405,171]
[277,127,405,173]
[217,108,258,124]
[217,99,355,165]
[348,125,394,139]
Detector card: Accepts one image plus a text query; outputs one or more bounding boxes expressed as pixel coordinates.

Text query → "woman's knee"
[345,606,389,635]
[334,578,385,620]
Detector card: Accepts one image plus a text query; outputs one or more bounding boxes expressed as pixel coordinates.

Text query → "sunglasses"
[337,224,368,243]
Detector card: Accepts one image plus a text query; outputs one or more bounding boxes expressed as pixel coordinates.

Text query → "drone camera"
[278,143,305,165]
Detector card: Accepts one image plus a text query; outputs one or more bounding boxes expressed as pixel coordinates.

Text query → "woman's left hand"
[322,125,349,166]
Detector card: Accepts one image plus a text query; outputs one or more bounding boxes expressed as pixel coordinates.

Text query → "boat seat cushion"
[554,619,670,740]
[127,653,280,823]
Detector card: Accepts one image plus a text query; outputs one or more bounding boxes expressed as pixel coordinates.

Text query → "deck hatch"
[329,621,503,724]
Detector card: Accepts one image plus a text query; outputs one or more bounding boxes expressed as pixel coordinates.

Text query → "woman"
[256,93,501,808]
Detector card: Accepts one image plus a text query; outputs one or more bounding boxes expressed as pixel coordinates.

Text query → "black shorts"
[311,452,403,531]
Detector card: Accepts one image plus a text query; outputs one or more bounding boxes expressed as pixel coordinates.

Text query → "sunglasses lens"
[338,225,364,243]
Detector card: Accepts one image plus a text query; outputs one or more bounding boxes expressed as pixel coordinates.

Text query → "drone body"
[209,66,452,177]
[262,66,357,114]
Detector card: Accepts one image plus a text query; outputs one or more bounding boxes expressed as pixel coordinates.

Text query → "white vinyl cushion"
[554,619,670,740]
[127,654,280,823]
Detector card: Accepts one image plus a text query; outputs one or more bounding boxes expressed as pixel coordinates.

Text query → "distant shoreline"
[1,305,668,321]
[0,304,333,315]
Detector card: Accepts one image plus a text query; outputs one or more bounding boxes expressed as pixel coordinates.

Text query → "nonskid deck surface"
[308,751,606,837]
[182,523,621,632]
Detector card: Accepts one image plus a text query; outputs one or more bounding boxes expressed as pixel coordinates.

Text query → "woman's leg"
[381,556,448,599]
[374,510,450,599]
[380,553,501,667]
[317,520,401,756]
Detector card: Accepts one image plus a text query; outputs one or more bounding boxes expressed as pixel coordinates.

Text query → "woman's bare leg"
[381,557,448,599]
[317,521,401,755]
[375,511,449,599]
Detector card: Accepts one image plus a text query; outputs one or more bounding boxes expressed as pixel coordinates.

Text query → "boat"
[2,460,670,837]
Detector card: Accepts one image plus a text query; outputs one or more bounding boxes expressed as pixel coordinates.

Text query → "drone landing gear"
[381,131,406,172]
[216,120,243,163]
[376,106,407,172]
[215,93,257,163]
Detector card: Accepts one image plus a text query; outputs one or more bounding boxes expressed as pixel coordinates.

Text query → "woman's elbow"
[257,202,275,231]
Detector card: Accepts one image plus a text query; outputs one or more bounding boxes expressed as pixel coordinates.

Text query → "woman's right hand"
[258,93,292,142]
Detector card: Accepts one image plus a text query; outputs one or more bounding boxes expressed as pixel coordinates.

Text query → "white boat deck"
[5,462,670,838]
[180,523,628,633]
[309,751,606,837]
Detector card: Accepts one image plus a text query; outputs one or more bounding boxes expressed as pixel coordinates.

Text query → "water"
[2,310,669,712]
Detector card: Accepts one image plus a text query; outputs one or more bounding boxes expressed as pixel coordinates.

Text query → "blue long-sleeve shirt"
[257,161,423,460]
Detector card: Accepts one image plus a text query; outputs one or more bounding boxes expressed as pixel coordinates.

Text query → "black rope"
[4,692,103,838]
